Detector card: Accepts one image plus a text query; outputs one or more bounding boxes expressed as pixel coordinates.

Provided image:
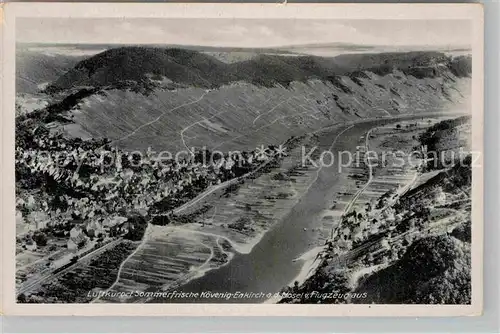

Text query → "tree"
[450,220,471,243]
[365,202,372,212]
[124,215,148,241]
[32,232,48,247]
[17,293,27,303]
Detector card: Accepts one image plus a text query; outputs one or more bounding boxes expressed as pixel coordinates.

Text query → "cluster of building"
[15,128,273,255]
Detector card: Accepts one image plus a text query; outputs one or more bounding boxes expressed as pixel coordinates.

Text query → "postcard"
[1,3,484,316]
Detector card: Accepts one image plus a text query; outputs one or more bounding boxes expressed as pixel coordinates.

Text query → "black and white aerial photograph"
[10,8,482,313]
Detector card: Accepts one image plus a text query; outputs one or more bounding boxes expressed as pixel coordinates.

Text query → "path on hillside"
[180,107,230,153]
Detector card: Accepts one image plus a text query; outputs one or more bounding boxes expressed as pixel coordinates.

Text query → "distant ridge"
[17,42,471,53]
[46,46,472,92]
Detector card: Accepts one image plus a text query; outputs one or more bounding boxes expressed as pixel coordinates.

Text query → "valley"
[15,45,473,304]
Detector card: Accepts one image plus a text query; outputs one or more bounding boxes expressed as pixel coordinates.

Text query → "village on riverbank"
[15,112,288,302]
[280,115,472,304]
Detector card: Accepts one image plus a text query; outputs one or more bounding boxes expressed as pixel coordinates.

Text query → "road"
[150,119,404,303]
[320,127,376,263]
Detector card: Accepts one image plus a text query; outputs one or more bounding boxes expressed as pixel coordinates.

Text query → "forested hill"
[46,47,472,92]
[354,234,471,304]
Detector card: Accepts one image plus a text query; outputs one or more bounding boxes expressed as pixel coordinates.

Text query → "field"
[352,118,449,210]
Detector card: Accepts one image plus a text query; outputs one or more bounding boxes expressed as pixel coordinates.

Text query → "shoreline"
[263,245,326,304]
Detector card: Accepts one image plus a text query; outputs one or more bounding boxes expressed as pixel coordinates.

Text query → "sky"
[16,18,472,49]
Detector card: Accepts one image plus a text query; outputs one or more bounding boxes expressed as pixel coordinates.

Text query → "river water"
[149,113,451,304]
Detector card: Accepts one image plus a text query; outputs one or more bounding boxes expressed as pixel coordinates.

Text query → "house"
[25,240,37,251]
[435,187,447,205]
[110,220,133,236]
[102,216,127,234]
[119,221,135,235]
[67,226,87,251]
[85,220,104,238]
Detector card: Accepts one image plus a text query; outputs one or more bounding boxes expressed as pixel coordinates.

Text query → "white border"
[1,3,484,317]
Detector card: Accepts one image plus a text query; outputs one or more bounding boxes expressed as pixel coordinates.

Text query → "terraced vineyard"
[349,119,446,214]
[94,227,213,303]
[59,73,470,153]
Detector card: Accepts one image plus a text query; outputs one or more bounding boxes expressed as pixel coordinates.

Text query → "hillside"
[46,47,236,92]
[354,234,471,304]
[278,155,472,305]
[15,47,474,304]
[16,50,85,94]
[22,48,472,153]
[418,115,472,170]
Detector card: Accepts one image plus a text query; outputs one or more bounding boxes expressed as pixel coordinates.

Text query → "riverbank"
[149,118,400,303]
[268,112,464,304]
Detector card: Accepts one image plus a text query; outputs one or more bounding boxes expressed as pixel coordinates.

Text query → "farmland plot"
[94,227,214,303]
